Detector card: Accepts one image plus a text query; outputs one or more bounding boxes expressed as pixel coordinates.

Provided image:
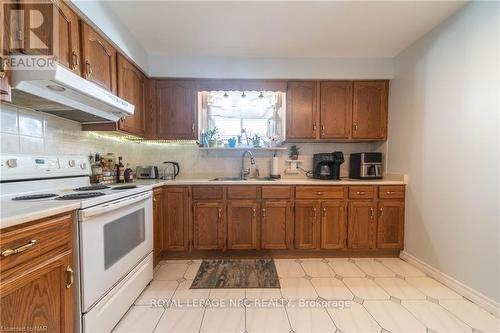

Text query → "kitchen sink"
[210,176,276,182]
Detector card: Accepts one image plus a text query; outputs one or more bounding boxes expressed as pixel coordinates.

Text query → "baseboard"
[400,251,500,318]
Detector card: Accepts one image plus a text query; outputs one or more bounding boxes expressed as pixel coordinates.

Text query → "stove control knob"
[6,158,17,168]
[80,162,87,170]
[68,160,76,167]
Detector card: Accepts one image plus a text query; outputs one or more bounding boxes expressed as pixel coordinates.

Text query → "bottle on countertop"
[116,156,125,183]
[124,163,134,183]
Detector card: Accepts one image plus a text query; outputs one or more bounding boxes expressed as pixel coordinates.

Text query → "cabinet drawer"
[378,186,405,199]
[349,186,376,199]
[295,186,346,199]
[0,213,73,272]
[262,186,292,199]
[192,186,223,200]
[227,186,258,200]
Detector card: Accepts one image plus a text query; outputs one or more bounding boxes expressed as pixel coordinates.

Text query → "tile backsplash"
[0,103,384,178]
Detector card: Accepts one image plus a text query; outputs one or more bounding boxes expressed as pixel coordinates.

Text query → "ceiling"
[105,1,467,59]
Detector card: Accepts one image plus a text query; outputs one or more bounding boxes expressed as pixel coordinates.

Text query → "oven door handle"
[79,191,152,221]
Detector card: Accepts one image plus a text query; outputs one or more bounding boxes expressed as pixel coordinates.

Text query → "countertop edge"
[0,203,80,230]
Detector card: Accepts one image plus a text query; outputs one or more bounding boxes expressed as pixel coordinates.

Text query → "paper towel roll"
[271,156,280,176]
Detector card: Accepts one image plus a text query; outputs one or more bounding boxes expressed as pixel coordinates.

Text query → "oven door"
[78,191,153,312]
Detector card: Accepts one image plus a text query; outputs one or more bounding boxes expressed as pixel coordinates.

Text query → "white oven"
[78,191,153,332]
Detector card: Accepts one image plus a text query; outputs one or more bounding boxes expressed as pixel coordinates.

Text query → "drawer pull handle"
[316,192,324,196]
[356,191,365,195]
[66,266,74,289]
[1,239,37,257]
[386,191,396,195]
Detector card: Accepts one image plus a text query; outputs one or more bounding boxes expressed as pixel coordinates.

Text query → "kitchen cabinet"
[0,213,74,332]
[81,22,117,93]
[286,81,319,140]
[156,80,197,140]
[192,202,225,250]
[53,0,81,75]
[320,200,347,249]
[377,186,405,249]
[347,201,377,249]
[227,201,258,250]
[117,54,147,137]
[261,200,292,249]
[0,58,11,102]
[294,201,320,249]
[352,81,388,140]
[163,187,189,251]
[320,81,352,139]
[153,188,163,266]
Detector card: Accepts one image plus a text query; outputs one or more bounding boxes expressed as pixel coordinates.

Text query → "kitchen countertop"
[0,200,80,230]
[135,174,407,188]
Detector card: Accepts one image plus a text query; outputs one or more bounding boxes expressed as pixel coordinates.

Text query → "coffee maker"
[313,152,344,180]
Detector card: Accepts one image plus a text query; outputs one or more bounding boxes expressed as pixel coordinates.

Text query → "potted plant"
[228,137,237,148]
[206,127,219,147]
[251,134,261,147]
[289,145,300,160]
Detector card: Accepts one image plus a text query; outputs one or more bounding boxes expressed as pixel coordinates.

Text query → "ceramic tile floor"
[112,258,500,333]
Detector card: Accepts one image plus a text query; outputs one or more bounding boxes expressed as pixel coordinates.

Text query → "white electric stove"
[0,154,154,333]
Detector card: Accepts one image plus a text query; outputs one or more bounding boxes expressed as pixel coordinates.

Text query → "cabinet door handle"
[262,208,266,217]
[66,266,74,289]
[356,191,365,195]
[218,208,222,219]
[370,208,374,219]
[321,124,325,135]
[379,208,384,217]
[1,239,37,257]
[313,122,317,133]
[71,51,79,70]
[252,208,256,218]
[313,207,317,218]
[322,207,326,217]
[85,61,92,78]
[192,123,195,133]
[0,57,6,79]
[353,124,358,132]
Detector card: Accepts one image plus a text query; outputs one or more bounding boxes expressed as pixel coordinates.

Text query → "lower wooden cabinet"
[261,201,292,249]
[163,187,189,251]
[294,201,320,249]
[347,201,377,249]
[227,201,258,250]
[0,213,75,332]
[192,202,225,250]
[377,200,405,249]
[153,188,163,266]
[320,200,347,249]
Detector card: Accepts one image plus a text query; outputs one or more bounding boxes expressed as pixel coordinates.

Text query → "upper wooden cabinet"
[352,81,388,140]
[53,0,81,75]
[117,54,147,137]
[81,22,117,93]
[286,81,319,140]
[156,80,197,140]
[320,81,352,139]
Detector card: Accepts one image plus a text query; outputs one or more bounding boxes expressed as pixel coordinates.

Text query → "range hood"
[10,63,134,123]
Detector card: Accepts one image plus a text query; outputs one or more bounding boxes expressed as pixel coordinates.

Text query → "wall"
[0,104,380,179]
[70,0,148,72]
[387,2,500,303]
[149,56,393,79]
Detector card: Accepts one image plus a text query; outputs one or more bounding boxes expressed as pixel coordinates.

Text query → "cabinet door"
[227,201,258,250]
[347,201,376,249]
[117,54,146,137]
[320,81,352,139]
[193,202,225,250]
[352,81,388,140]
[0,252,74,332]
[286,81,319,140]
[377,201,405,249]
[81,22,117,93]
[53,0,81,75]
[294,201,320,249]
[156,80,197,140]
[0,7,11,102]
[320,200,347,249]
[163,187,189,251]
[261,201,292,250]
[153,188,163,266]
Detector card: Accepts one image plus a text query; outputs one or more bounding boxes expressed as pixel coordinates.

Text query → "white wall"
[149,56,393,79]
[70,0,148,72]
[387,2,500,303]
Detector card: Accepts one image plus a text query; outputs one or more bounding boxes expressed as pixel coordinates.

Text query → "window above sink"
[198,90,286,148]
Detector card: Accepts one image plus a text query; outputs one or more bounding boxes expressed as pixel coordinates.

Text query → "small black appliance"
[313,152,344,180]
[349,152,383,179]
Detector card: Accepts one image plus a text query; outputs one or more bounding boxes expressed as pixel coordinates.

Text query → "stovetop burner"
[111,185,138,190]
[75,185,110,191]
[55,192,106,200]
[12,193,59,200]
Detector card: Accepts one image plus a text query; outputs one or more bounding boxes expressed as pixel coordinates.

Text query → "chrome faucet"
[241,150,255,180]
